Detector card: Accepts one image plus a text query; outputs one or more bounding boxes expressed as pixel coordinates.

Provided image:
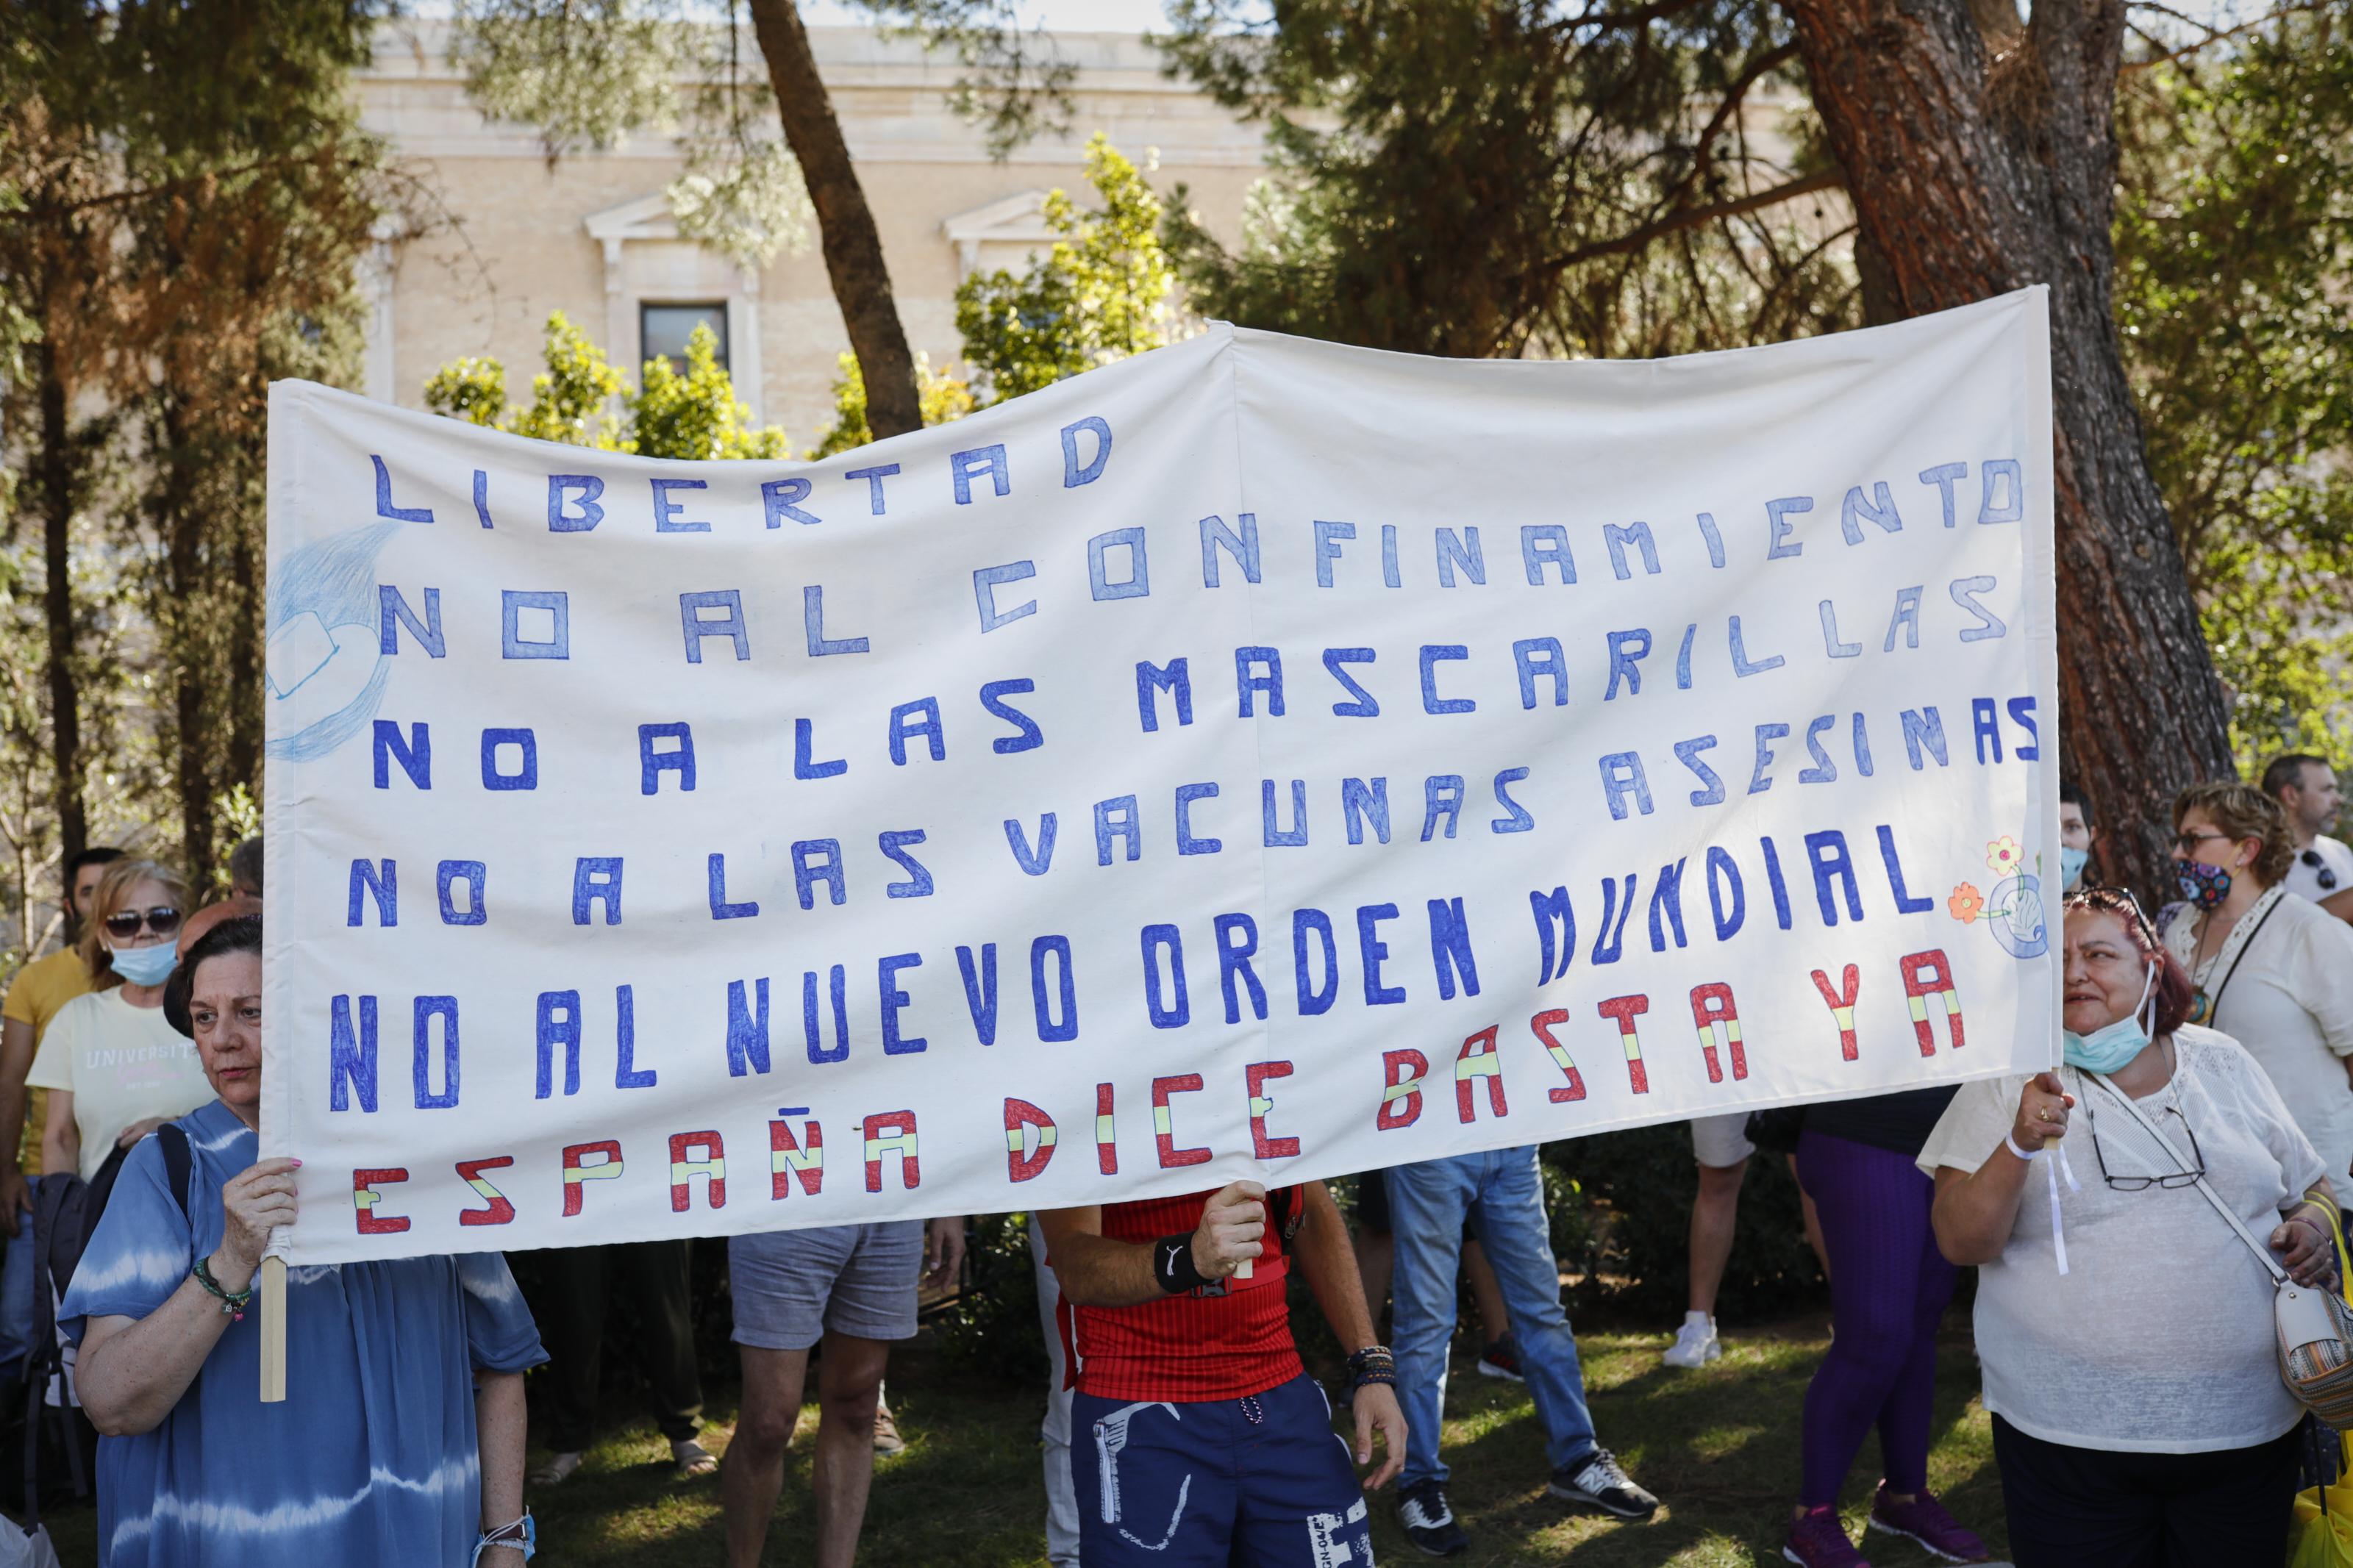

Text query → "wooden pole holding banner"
[260,1253,288,1403]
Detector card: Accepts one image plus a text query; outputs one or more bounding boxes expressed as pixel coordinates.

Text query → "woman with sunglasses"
[1922,887,2339,1565]
[2158,780,2353,1204]
[26,859,211,1181]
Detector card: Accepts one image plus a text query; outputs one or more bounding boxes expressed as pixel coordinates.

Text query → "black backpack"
[21,1124,193,1515]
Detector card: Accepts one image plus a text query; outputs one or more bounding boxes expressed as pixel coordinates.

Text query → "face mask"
[2063,961,2157,1075]
[2177,859,2232,911]
[2060,846,2090,891]
[109,942,179,988]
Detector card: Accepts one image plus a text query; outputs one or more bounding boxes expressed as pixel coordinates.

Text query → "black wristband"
[1152,1233,1212,1294]
[1346,1345,1396,1389]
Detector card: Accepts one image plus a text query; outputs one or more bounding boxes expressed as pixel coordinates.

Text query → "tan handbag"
[2094,1073,2353,1428]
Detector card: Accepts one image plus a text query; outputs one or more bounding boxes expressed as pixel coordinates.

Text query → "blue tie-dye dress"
[60,1100,546,1566]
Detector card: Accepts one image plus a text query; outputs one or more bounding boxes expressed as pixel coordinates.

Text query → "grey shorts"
[728,1221,925,1351]
[1690,1111,1755,1169]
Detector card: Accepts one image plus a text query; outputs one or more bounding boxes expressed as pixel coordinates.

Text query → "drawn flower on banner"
[1985,837,2024,875]
[1949,883,1986,923]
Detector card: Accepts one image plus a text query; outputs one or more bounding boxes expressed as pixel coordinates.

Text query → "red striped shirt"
[1065,1189,1303,1402]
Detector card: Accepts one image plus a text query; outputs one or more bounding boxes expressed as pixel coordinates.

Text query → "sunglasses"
[103,906,182,941]
[2304,848,2339,892]
[2171,829,2234,857]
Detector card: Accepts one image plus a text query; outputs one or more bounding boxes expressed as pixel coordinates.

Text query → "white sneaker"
[1662,1317,1721,1369]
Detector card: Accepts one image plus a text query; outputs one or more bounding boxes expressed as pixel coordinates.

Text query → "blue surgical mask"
[2063,962,2156,1075]
[109,942,179,988]
[2060,846,2090,891]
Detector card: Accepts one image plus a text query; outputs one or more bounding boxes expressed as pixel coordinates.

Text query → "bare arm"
[40,1088,76,1178]
[2321,887,2353,926]
[73,1158,296,1436]
[1288,1181,1406,1487]
[1038,1181,1265,1308]
[0,1018,35,1234]
[474,1370,529,1567]
[1929,1073,2074,1266]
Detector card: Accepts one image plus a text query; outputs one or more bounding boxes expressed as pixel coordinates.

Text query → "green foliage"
[451,1,810,268]
[2114,15,2353,771]
[1155,0,1858,359]
[425,312,789,459]
[954,135,1177,403]
[807,351,974,459]
[929,1211,1049,1385]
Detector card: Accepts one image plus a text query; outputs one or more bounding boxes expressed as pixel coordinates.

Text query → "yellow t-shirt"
[1,947,92,1178]
[25,989,211,1181]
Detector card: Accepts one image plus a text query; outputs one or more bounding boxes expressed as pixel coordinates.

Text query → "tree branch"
[1546,166,1845,273]
[2121,0,2329,71]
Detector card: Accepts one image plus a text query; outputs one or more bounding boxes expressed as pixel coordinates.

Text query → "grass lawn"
[29,1306,2011,1566]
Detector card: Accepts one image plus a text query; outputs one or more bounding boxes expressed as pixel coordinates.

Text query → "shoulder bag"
[2093,1071,2353,1429]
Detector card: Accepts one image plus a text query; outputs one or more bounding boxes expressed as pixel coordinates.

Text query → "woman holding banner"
[60,915,547,1567]
[1922,887,2338,1566]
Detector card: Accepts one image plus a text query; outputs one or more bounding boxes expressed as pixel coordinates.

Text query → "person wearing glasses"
[1923,887,2340,1566]
[26,859,211,1181]
[2261,753,2353,924]
[2157,781,2353,1204]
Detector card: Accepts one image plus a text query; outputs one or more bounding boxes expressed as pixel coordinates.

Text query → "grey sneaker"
[1396,1478,1470,1557]
[1549,1447,1658,1519]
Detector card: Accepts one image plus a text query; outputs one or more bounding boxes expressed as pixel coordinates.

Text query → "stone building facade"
[354,23,1267,441]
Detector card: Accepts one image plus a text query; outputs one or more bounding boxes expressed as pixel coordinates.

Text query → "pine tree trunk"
[745,0,925,440]
[157,393,216,887]
[33,338,87,868]
[1784,0,2232,895]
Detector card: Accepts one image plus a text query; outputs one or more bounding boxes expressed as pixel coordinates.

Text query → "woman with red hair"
[1922,887,2340,1566]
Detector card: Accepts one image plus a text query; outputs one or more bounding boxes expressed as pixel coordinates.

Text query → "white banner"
[262,290,2058,1264]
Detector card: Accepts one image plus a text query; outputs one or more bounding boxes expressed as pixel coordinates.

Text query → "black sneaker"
[1549,1447,1659,1520]
[1475,1333,1524,1382]
[1396,1478,1470,1557]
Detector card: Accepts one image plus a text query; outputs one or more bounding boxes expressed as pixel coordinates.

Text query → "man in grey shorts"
[721,1216,965,1568]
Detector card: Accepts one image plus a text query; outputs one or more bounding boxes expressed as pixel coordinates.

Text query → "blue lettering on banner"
[1420,645,1474,714]
[1324,648,1378,717]
[480,728,537,791]
[1919,462,1968,528]
[709,853,760,920]
[1138,659,1193,731]
[438,861,486,926]
[547,474,604,532]
[1033,936,1079,1042]
[888,698,945,765]
[1063,417,1113,487]
[804,966,850,1064]
[1263,779,1308,847]
[1005,815,1057,876]
[1199,514,1261,586]
[1436,528,1485,587]
[1978,458,2024,523]
[1314,520,1355,587]
[639,723,696,794]
[373,456,432,524]
[1293,909,1338,1015]
[1141,925,1189,1028]
[727,978,771,1077]
[413,995,460,1110]
[793,840,846,909]
[880,830,935,898]
[845,464,899,515]
[378,587,444,657]
[329,995,379,1111]
[1176,783,1221,855]
[651,478,711,533]
[1215,913,1267,1023]
[574,858,623,926]
[1343,778,1390,846]
[348,859,395,928]
[1765,496,1810,559]
[615,984,656,1089]
[1089,528,1149,601]
[373,721,430,790]
[980,679,1044,753]
[472,470,493,529]
[804,586,869,656]
[1357,904,1405,1006]
[957,945,999,1045]
[1806,831,1864,925]
[974,562,1038,633]
[794,718,847,780]
[536,992,580,1098]
[1096,795,1141,866]
[501,590,569,660]
[950,444,1010,505]
[763,477,821,528]
[879,955,926,1053]
[680,590,750,662]
[1603,521,1660,579]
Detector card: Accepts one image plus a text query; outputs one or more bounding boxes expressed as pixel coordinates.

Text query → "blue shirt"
[60,1100,546,1567]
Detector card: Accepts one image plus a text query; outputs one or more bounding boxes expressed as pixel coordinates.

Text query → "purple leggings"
[1795,1128,1958,1507]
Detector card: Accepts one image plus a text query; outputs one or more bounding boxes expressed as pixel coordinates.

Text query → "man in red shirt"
[1040,1178,1406,1566]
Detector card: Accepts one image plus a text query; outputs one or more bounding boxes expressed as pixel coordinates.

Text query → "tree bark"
[32,337,88,869]
[745,0,925,440]
[1784,0,2232,896]
[157,393,215,886]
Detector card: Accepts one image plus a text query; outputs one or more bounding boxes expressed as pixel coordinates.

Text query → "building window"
[640,301,729,375]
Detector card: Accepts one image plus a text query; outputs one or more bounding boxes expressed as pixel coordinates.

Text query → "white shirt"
[24,989,211,1181]
[2163,891,2353,1204]
[1918,1027,2325,1453]
[2286,834,2353,906]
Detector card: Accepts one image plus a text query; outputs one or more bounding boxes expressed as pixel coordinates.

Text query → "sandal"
[672,1437,718,1479]
[529,1450,583,1488]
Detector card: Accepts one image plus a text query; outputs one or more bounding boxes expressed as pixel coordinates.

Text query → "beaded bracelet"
[192,1256,254,1322]
[1346,1345,1396,1390]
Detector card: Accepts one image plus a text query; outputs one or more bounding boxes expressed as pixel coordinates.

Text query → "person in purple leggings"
[1780,1089,1992,1568]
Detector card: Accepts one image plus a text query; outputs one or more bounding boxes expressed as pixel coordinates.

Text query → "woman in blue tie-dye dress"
[60,914,546,1566]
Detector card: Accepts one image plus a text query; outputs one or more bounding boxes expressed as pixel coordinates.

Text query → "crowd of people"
[7,751,2353,1566]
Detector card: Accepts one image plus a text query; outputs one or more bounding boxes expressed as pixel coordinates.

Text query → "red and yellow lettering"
[863,1110,920,1192]
[768,1118,824,1199]
[1596,995,1652,1093]
[1378,1049,1428,1129]
[1151,1073,1210,1168]
[1094,1082,1117,1175]
[1900,949,1964,1056]
[560,1140,624,1217]
[1812,964,1861,1061]
[1246,1062,1301,1159]
[353,1167,410,1235]
[1005,1098,1058,1183]
[456,1156,516,1226]
[1454,1026,1507,1123]
[668,1130,726,1211]
[1529,1009,1586,1103]
[1688,983,1746,1083]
